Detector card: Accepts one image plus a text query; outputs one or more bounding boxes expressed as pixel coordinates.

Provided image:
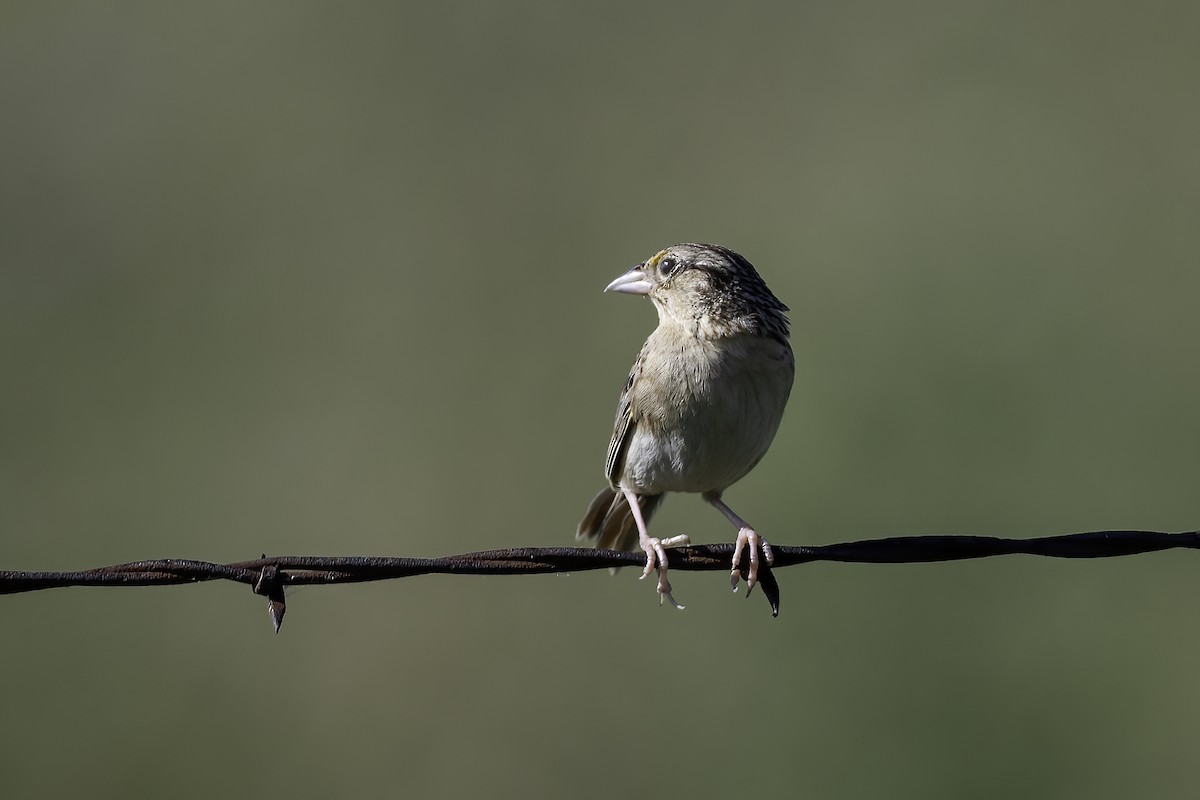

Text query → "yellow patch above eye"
[645,251,667,269]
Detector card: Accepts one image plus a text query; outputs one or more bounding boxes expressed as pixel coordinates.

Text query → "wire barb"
[253,564,286,634]
[1,530,1196,632]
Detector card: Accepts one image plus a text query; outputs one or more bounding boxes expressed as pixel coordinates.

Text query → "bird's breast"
[621,330,794,495]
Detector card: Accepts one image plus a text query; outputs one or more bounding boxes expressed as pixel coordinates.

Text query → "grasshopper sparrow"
[577,243,794,607]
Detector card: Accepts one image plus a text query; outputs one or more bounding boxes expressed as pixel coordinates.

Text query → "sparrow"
[577,243,794,607]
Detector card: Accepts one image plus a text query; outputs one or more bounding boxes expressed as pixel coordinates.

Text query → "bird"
[577,242,794,608]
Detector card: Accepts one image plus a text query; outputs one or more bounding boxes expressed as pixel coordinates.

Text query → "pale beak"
[604,264,654,295]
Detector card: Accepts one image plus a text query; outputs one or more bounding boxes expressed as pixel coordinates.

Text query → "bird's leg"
[621,487,689,609]
[703,491,775,594]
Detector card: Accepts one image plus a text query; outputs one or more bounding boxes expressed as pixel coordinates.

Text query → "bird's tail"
[576,487,664,553]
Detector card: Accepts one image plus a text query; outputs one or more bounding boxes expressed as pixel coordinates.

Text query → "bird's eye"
[657,257,678,278]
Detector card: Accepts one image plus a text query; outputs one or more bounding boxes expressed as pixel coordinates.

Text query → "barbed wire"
[2,529,1195,632]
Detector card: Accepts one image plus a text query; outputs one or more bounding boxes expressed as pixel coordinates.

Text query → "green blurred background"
[3,2,1199,797]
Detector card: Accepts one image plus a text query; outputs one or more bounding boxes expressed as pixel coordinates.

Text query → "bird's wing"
[604,345,646,486]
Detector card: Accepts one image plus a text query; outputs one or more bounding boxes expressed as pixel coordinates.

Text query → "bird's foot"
[639,534,690,609]
[730,527,774,595]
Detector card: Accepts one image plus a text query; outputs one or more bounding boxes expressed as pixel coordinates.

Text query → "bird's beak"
[604,264,654,295]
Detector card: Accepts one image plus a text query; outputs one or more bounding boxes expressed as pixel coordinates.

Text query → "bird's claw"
[730,527,774,596]
[656,574,684,610]
[639,534,690,609]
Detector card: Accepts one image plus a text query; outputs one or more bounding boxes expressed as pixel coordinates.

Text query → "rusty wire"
[2,529,1196,632]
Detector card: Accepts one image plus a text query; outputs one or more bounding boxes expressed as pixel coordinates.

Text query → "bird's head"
[604,243,790,341]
